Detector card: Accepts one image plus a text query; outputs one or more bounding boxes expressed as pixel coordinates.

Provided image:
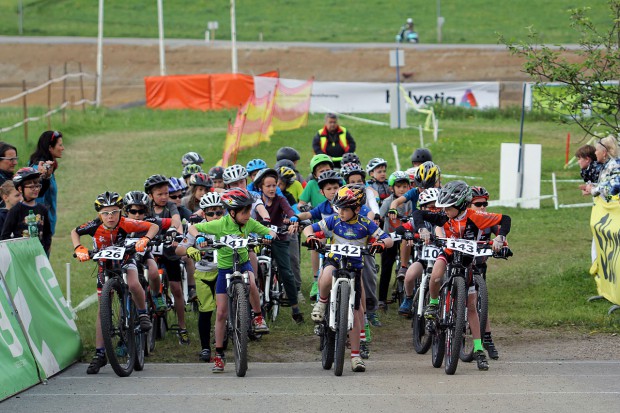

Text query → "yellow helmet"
[414,161,441,189]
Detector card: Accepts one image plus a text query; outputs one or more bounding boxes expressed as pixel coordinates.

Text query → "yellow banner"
[590,197,620,305]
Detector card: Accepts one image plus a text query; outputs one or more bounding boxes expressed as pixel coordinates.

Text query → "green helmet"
[309,154,334,174]
[388,171,411,187]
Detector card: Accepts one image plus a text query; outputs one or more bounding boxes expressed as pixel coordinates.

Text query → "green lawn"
[0,0,613,43]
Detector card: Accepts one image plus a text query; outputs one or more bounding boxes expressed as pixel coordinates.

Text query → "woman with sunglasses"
[28,130,65,236]
[1,167,52,256]
[0,142,19,207]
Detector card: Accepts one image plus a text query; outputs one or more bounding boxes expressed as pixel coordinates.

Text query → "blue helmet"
[246,159,267,174]
[169,176,187,193]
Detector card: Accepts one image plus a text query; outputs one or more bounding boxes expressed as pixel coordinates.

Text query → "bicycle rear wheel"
[460,273,488,362]
[100,277,136,377]
[334,282,350,377]
[412,286,432,354]
[444,276,466,375]
[231,282,249,377]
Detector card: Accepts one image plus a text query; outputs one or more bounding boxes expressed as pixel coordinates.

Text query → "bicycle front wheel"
[334,282,350,377]
[100,277,136,377]
[231,282,249,377]
[412,286,432,354]
[444,276,466,375]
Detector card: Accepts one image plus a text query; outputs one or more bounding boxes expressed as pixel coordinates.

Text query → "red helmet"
[220,187,254,210]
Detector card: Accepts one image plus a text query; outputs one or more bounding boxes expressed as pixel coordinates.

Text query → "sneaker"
[139,313,152,331]
[178,329,190,345]
[212,354,225,373]
[200,348,211,362]
[483,339,499,360]
[86,353,107,374]
[153,293,167,312]
[397,266,408,278]
[188,288,198,302]
[475,350,489,370]
[311,301,327,323]
[368,312,382,327]
[309,281,319,302]
[398,296,414,317]
[378,301,388,313]
[292,312,304,325]
[360,341,370,359]
[297,291,306,304]
[424,302,439,320]
[351,356,366,372]
[252,316,270,333]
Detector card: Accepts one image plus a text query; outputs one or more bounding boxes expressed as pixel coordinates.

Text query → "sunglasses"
[128,208,147,215]
[169,194,183,200]
[0,156,18,162]
[100,209,121,217]
[472,201,488,207]
[24,183,42,189]
[204,210,224,217]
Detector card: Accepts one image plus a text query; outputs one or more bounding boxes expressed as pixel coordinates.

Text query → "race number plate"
[421,245,440,261]
[93,246,125,260]
[446,239,477,255]
[220,235,248,249]
[151,243,164,256]
[389,232,402,242]
[476,247,494,257]
[329,244,361,257]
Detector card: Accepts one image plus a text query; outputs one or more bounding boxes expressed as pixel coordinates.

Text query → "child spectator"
[0,180,22,232]
[575,144,602,186]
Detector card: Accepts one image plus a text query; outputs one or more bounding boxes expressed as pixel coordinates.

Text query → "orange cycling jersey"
[75,216,154,250]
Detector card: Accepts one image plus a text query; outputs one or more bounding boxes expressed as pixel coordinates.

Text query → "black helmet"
[470,186,490,200]
[95,191,123,212]
[436,180,472,211]
[208,166,225,180]
[317,170,342,189]
[276,147,300,162]
[411,148,433,164]
[275,159,295,171]
[144,174,170,193]
[253,168,279,189]
[123,191,149,208]
[341,152,361,166]
[12,167,41,188]
[221,187,255,210]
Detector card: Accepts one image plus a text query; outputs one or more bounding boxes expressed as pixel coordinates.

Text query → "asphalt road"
[3,354,619,412]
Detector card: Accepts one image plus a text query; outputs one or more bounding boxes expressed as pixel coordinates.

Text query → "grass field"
[0,0,613,44]
[1,105,618,362]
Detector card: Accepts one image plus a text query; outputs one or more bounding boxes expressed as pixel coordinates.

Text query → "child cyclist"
[246,158,267,191]
[412,180,511,371]
[208,166,226,190]
[187,188,276,373]
[366,158,391,206]
[304,184,393,372]
[71,191,159,374]
[176,192,224,363]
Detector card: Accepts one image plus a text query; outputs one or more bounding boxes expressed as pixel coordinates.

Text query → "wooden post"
[62,62,67,123]
[22,80,28,143]
[47,66,52,129]
[78,62,86,112]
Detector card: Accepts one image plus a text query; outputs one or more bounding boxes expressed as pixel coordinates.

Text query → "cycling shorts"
[216,261,253,295]
[158,255,182,282]
[322,257,362,311]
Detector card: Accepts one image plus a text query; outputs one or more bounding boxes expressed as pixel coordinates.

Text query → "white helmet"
[366,157,388,174]
[199,192,222,209]
[222,164,248,185]
[407,18,413,24]
[418,188,440,206]
[181,151,204,167]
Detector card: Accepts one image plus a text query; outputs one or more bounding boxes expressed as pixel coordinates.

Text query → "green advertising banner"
[0,238,82,399]
[0,277,41,401]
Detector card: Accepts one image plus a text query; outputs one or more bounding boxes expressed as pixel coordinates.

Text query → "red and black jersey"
[75,216,154,250]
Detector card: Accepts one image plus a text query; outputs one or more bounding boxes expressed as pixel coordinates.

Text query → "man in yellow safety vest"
[312,113,356,168]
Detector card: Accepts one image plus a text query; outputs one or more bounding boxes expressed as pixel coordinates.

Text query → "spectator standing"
[0,142,19,208]
[581,135,620,200]
[312,113,356,168]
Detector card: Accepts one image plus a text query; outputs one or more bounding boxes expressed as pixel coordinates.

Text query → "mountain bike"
[308,242,373,377]
[411,238,438,354]
[389,215,413,306]
[256,224,292,322]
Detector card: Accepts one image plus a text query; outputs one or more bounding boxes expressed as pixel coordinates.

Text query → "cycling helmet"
[253,168,279,188]
[246,158,267,174]
[470,186,490,200]
[310,154,334,174]
[95,191,123,212]
[411,148,433,164]
[208,166,225,180]
[12,167,41,187]
[168,176,187,193]
[388,171,411,187]
[340,162,366,180]
[332,184,366,210]
[414,161,441,189]
[275,159,295,171]
[276,146,301,162]
[317,170,342,189]
[189,172,213,188]
[418,188,440,206]
[182,163,204,179]
[436,180,472,210]
[406,167,419,182]
[221,187,255,210]
[278,166,297,186]
[199,191,222,209]
[123,191,149,208]
[366,157,388,174]
[181,151,204,166]
[222,164,248,185]
[341,152,361,166]
[144,174,170,193]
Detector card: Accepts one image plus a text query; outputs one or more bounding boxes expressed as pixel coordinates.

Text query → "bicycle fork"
[328,277,356,331]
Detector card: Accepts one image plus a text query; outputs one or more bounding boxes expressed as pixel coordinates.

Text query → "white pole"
[66,262,71,309]
[551,172,559,210]
[157,0,166,76]
[419,125,424,149]
[96,0,104,107]
[391,143,401,171]
[230,0,238,73]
